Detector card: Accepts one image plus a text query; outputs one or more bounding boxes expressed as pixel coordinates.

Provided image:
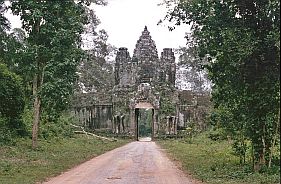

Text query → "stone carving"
[112,26,178,138]
[133,26,158,64]
[114,27,176,87]
[72,26,180,137]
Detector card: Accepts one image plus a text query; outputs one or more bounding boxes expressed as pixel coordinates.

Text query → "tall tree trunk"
[268,109,280,168]
[32,19,42,149]
[260,124,266,166]
[251,143,255,170]
[259,125,266,165]
[254,124,267,171]
[32,73,41,149]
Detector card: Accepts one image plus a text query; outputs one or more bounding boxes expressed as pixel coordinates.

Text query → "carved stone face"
[112,26,177,120]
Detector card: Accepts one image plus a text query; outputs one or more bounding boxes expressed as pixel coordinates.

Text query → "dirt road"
[43,139,199,184]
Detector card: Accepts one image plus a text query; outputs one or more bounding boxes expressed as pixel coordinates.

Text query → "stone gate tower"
[114,26,176,87]
[113,26,177,138]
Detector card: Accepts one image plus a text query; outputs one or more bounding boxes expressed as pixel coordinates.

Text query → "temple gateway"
[71,26,210,140]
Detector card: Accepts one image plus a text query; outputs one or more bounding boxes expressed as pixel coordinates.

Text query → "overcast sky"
[5,0,193,89]
[6,0,190,58]
[92,0,190,56]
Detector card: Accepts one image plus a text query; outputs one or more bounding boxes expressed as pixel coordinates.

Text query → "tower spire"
[144,25,148,31]
[133,26,158,62]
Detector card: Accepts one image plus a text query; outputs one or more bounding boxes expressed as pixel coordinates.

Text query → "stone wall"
[177,90,212,130]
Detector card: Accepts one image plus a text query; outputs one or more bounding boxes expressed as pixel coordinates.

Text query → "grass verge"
[157,133,280,184]
[0,135,131,184]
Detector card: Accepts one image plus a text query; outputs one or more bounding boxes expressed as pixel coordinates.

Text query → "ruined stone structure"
[71,26,211,140]
[177,90,212,130]
[114,26,176,87]
[71,92,113,130]
[112,26,177,139]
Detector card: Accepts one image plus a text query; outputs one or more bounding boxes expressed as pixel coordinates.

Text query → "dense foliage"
[0,0,107,148]
[0,64,24,123]
[165,0,280,171]
[159,133,280,184]
[0,1,26,144]
[9,0,91,148]
[0,63,25,144]
[77,29,116,93]
[175,32,211,93]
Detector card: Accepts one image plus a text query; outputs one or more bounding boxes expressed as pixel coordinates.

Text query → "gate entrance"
[138,109,152,138]
[134,102,154,141]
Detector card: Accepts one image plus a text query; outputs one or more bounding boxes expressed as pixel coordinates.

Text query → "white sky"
[5,0,191,58]
[5,0,194,89]
[93,0,190,56]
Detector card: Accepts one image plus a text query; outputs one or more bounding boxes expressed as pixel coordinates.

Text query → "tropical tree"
[0,0,23,65]
[76,5,116,94]
[0,0,10,59]
[164,0,280,170]
[0,1,27,144]
[10,0,94,148]
[77,30,116,93]
[176,33,211,93]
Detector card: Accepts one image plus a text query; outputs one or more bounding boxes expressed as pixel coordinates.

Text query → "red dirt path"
[43,140,201,184]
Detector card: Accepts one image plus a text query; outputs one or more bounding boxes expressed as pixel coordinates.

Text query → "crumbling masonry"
[112,26,177,139]
[71,26,210,139]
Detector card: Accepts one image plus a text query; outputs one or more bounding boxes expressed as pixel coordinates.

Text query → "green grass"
[0,135,131,184]
[157,133,280,184]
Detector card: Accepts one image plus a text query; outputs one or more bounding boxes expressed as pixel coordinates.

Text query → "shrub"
[40,113,75,139]
[0,117,14,145]
[0,63,24,120]
[0,63,26,142]
[208,128,228,141]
